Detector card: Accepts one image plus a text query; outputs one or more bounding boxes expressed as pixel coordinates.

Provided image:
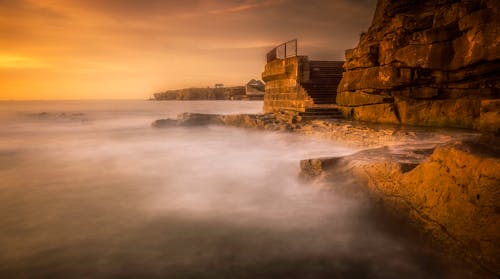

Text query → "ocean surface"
[0,100,455,278]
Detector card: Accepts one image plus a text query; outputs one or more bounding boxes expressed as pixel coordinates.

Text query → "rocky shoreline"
[152,112,499,277]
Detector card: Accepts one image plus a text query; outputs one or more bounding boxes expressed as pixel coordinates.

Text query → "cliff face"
[337,0,499,133]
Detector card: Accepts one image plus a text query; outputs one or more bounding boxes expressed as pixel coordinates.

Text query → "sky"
[0,0,377,100]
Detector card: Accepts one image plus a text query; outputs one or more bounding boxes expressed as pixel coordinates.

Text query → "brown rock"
[176,113,223,126]
[150,119,177,128]
[479,99,500,134]
[336,0,500,131]
[336,91,393,107]
[304,141,500,277]
[341,103,400,125]
[395,98,481,129]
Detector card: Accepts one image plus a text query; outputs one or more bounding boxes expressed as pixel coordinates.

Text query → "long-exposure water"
[0,100,457,278]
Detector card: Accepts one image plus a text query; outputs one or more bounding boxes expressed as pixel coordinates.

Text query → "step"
[302,84,339,89]
[303,108,342,113]
[310,68,343,72]
[309,61,344,67]
[299,115,344,121]
[307,92,338,95]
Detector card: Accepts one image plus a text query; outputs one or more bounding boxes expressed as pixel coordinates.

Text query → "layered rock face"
[337,0,499,133]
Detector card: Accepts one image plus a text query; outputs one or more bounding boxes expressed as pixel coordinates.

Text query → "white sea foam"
[0,100,449,278]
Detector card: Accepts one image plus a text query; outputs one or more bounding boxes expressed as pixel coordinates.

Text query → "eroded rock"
[301,140,500,277]
[337,0,500,131]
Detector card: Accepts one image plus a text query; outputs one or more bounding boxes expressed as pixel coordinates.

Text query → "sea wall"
[262,56,313,112]
[336,0,500,133]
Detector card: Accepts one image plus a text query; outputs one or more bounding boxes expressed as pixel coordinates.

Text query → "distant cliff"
[337,0,499,133]
[152,86,247,101]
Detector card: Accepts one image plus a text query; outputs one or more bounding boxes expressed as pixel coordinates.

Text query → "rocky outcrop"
[152,112,474,148]
[337,0,500,133]
[300,139,500,277]
[151,111,303,131]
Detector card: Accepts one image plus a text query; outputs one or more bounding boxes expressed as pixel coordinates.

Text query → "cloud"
[0,0,378,99]
[208,0,284,15]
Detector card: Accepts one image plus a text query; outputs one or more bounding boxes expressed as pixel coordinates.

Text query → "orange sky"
[0,0,376,100]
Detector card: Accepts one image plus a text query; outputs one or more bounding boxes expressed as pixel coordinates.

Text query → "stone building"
[245,79,265,100]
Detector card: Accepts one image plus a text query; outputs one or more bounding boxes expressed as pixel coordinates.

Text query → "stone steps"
[299,107,344,120]
[299,60,345,120]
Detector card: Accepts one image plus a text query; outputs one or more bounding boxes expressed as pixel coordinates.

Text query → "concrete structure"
[261,42,345,120]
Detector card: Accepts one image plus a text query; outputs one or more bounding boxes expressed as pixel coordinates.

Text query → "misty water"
[0,100,453,278]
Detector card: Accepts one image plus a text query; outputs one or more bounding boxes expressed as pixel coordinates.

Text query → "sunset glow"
[0,0,375,100]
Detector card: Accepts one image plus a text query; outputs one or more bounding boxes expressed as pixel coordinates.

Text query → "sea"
[0,100,463,278]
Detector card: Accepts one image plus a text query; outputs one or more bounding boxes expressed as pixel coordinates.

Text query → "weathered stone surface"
[302,140,500,277]
[262,56,314,113]
[337,0,500,131]
[299,157,342,179]
[336,91,393,106]
[395,98,481,129]
[340,103,400,125]
[479,99,500,134]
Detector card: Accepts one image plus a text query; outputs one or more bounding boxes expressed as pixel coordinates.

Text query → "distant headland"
[151,79,265,101]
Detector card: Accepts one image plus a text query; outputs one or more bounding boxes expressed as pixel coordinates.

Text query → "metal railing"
[266,39,297,62]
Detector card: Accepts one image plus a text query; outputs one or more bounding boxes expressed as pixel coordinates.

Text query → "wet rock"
[299,157,342,179]
[151,119,178,128]
[176,112,223,126]
[302,140,500,277]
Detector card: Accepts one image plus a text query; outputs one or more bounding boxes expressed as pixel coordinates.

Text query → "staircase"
[299,105,344,121]
[299,60,345,120]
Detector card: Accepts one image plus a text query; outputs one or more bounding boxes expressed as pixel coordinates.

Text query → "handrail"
[266,39,298,62]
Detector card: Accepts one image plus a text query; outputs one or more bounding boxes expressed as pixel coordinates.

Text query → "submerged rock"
[176,112,223,126]
[150,119,178,128]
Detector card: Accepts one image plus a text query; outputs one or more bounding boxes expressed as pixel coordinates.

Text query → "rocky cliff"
[337,0,499,133]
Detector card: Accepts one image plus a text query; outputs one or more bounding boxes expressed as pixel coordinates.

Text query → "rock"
[336,90,393,106]
[479,99,500,135]
[337,0,500,131]
[176,113,223,126]
[299,157,342,179]
[302,140,500,277]
[340,103,400,125]
[395,98,481,129]
[150,119,178,128]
